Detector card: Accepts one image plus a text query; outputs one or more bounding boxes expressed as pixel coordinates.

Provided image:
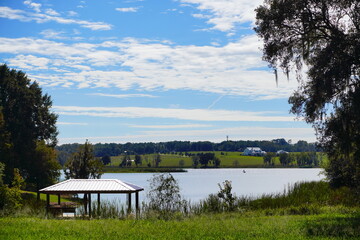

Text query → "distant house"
[243,147,266,156]
[276,150,289,155]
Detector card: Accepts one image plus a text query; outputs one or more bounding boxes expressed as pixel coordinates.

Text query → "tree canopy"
[0,64,60,189]
[64,140,104,179]
[255,0,360,190]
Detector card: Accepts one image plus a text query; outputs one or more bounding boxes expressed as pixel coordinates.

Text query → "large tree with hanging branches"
[255,0,360,191]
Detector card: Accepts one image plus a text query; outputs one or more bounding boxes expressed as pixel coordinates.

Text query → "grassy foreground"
[1,211,359,240]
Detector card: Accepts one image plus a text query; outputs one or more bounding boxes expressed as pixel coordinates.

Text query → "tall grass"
[195,181,359,215]
[2,180,359,220]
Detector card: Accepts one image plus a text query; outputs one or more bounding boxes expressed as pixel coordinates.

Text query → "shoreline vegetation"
[1,180,359,239]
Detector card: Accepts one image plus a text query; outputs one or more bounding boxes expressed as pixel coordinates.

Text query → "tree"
[0,163,24,211]
[30,141,61,190]
[134,154,142,167]
[120,153,130,167]
[263,152,275,166]
[213,157,221,167]
[255,1,360,191]
[279,153,290,166]
[64,140,104,179]
[153,153,161,167]
[146,173,186,218]
[192,155,199,168]
[0,65,59,188]
[101,155,111,166]
[217,180,236,212]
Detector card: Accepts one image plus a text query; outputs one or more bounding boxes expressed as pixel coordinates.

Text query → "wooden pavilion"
[39,179,144,217]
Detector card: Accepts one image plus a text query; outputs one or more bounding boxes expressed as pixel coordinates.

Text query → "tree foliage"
[0,163,23,211]
[146,173,186,219]
[217,180,236,211]
[255,0,360,191]
[0,64,59,189]
[263,152,276,166]
[64,140,103,179]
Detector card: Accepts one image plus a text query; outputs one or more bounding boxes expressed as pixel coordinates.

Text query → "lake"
[98,168,324,204]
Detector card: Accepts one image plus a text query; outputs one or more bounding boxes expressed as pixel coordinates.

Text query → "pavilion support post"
[135,191,139,218]
[84,194,88,216]
[46,194,50,216]
[127,193,132,214]
[97,193,100,217]
[57,194,61,205]
[88,193,92,218]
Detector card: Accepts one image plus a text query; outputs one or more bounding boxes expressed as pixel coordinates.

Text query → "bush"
[145,173,187,219]
[0,166,23,213]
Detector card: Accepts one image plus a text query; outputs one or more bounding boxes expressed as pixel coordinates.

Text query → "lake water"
[98,168,324,204]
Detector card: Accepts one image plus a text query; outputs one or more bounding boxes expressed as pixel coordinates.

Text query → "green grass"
[1,211,359,239]
[21,191,72,203]
[108,151,327,169]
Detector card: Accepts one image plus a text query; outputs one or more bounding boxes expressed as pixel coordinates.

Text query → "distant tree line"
[56,139,317,165]
[263,152,322,167]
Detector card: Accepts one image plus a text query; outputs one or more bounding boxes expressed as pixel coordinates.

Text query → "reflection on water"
[97,168,324,204]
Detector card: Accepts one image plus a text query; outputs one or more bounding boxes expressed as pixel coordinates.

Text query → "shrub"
[145,173,187,219]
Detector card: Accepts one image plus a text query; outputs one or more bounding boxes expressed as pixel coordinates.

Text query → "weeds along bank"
[0,179,360,239]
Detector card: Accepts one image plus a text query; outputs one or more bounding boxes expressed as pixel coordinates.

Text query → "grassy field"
[21,191,72,203]
[108,151,326,169]
[0,211,359,239]
[109,152,275,168]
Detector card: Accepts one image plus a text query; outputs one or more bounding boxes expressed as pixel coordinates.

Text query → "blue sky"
[0,0,315,145]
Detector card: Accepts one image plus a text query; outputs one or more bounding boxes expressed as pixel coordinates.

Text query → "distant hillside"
[56,139,317,165]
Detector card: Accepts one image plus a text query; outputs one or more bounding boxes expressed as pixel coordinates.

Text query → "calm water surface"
[99,168,324,204]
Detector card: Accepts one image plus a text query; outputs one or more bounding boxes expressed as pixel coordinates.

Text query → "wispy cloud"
[181,0,263,32]
[115,7,139,12]
[89,93,157,98]
[208,94,226,109]
[0,36,297,99]
[0,4,112,30]
[52,105,294,122]
[57,122,88,126]
[128,124,213,129]
[24,0,41,13]
[58,126,315,144]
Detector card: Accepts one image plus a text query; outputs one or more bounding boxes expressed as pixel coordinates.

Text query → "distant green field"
[109,151,327,168]
[21,191,72,203]
[107,151,328,168]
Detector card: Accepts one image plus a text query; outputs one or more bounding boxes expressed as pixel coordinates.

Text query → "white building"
[276,150,289,155]
[242,147,266,156]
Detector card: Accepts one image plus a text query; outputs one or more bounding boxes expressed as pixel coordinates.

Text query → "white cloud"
[24,0,42,13]
[0,5,111,31]
[40,29,67,39]
[45,8,60,16]
[128,124,213,129]
[115,7,138,12]
[52,105,294,122]
[181,0,263,32]
[57,122,88,125]
[0,35,298,99]
[89,93,158,98]
[58,126,316,144]
[6,54,50,70]
[67,11,78,17]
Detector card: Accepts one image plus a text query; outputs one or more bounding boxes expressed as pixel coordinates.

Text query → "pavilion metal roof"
[39,179,144,194]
